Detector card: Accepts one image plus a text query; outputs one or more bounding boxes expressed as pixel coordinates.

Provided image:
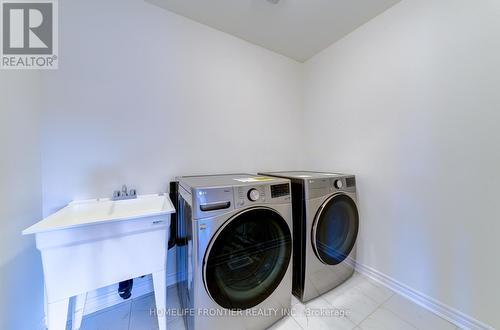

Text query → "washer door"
[204,208,292,310]
[312,194,359,265]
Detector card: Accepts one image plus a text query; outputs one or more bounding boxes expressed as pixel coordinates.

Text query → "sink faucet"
[121,184,128,196]
[112,185,137,201]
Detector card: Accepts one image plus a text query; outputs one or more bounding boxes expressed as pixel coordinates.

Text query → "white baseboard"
[355,262,494,330]
[83,271,178,316]
[37,272,178,329]
[38,263,493,330]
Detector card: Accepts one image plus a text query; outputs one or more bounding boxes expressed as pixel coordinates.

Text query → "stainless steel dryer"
[258,171,359,302]
[175,174,293,330]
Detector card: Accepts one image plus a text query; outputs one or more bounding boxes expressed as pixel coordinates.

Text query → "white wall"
[303,0,500,327]
[15,0,497,326]
[40,0,302,311]
[0,72,44,329]
[41,0,302,215]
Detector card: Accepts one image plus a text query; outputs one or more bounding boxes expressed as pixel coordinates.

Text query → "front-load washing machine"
[258,171,359,302]
[175,174,293,330]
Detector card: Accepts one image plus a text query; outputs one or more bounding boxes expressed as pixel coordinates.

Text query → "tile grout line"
[289,311,305,330]
[289,301,305,330]
[354,278,419,330]
[380,305,419,329]
[351,277,396,327]
[353,295,391,327]
[314,290,360,328]
[127,299,133,330]
[312,277,370,328]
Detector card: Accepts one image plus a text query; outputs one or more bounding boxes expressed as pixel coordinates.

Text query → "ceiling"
[146,0,401,62]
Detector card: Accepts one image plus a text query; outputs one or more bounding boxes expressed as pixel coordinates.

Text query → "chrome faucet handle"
[112,185,137,200]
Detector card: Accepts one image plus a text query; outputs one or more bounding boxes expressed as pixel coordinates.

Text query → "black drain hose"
[118,279,133,300]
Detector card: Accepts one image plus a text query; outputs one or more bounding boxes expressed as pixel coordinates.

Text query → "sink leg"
[47,298,69,330]
[72,292,87,330]
[152,270,167,330]
[44,285,49,329]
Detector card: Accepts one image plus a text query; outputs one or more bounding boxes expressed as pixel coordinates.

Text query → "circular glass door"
[204,208,292,310]
[312,194,359,265]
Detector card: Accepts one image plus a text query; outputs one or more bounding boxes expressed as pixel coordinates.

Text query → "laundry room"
[1,0,499,329]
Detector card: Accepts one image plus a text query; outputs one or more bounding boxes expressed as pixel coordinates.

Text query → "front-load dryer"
[258,171,359,302]
[175,174,293,330]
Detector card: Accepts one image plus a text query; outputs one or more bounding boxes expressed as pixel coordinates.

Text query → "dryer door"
[312,193,359,265]
[204,207,292,310]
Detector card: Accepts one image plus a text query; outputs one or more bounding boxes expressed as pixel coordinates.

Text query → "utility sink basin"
[23,193,174,234]
[22,193,175,330]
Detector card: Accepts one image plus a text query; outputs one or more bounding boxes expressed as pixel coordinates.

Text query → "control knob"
[247,188,260,201]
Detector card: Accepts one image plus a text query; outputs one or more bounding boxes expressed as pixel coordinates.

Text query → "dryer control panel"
[306,175,356,199]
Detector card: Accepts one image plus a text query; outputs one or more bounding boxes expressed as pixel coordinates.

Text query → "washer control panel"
[235,183,290,207]
[270,183,290,198]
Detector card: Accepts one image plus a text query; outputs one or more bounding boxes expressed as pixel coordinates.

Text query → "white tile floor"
[74,272,458,330]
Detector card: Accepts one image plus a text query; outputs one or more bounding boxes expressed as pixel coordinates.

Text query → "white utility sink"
[23,193,174,234]
[22,193,175,330]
